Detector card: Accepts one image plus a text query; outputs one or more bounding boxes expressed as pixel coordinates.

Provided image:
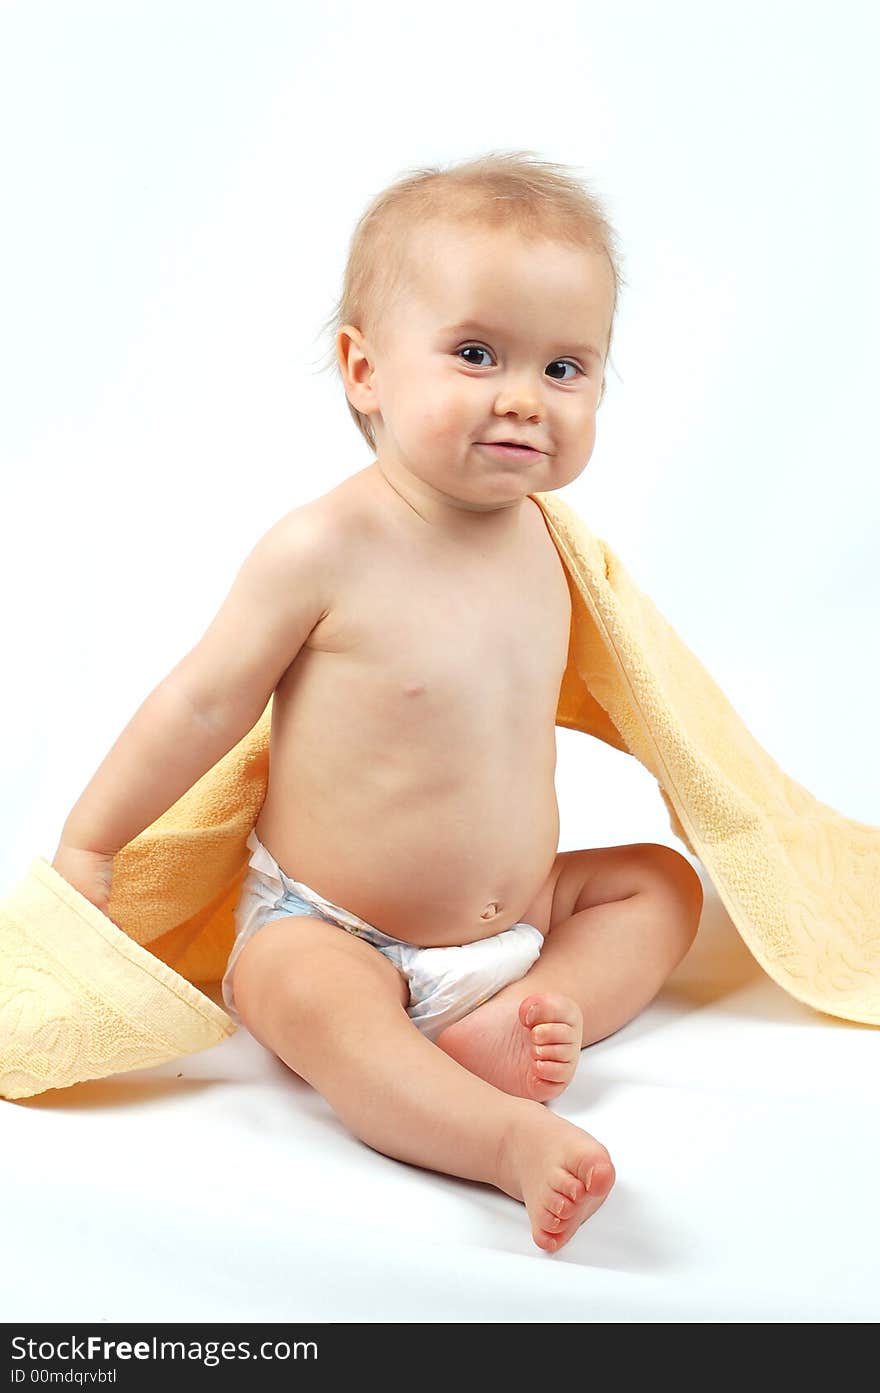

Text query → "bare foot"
[497,1105,615,1253]
[435,991,583,1103]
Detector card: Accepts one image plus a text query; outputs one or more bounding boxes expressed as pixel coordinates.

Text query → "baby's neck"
[365,459,530,550]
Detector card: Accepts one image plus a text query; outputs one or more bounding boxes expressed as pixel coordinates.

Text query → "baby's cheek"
[421,399,461,443]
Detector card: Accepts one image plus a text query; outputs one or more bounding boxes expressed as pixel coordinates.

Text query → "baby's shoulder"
[263,477,376,577]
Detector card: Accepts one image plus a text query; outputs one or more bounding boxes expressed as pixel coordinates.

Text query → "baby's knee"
[642,845,704,932]
[232,914,336,1035]
[234,914,409,1038]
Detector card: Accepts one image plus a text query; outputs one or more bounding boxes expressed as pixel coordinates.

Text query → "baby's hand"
[51,844,116,920]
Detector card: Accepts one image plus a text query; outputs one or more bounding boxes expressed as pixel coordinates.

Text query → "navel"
[480,901,501,920]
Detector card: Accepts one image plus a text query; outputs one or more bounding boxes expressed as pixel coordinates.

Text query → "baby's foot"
[435,991,583,1103]
[497,1105,616,1253]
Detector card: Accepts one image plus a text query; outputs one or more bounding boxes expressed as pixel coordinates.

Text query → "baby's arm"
[53,509,333,905]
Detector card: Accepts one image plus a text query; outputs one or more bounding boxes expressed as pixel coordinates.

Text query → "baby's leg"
[231,915,615,1253]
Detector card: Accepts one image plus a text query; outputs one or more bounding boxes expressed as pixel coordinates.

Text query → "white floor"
[5,873,880,1325]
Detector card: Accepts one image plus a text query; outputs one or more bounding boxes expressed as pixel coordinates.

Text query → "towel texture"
[2,491,877,1099]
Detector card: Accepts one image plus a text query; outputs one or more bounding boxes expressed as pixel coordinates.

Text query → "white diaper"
[222,831,545,1042]
[402,926,546,1040]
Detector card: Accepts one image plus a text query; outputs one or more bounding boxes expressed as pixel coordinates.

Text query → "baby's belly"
[255,755,560,947]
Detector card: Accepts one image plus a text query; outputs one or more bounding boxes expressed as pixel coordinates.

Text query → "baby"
[52,152,703,1255]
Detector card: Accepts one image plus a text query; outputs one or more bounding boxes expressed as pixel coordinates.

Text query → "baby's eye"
[456,344,584,380]
[545,359,584,382]
[457,344,493,368]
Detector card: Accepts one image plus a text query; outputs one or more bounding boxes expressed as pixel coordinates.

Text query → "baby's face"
[342,222,614,512]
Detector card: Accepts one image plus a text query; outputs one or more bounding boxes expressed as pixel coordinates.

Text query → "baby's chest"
[344,557,570,712]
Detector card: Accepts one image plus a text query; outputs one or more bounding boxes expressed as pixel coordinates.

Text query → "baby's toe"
[537,1194,581,1246]
[543,1168,586,1217]
[519,993,581,1030]
[533,1038,578,1062]
[580,1154,615,1199]
[534,1058,575,1084]
[532,1025,580,1087]
[545,1190,578,1223]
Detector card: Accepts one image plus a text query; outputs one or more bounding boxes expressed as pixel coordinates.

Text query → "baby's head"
[317,150,625,507]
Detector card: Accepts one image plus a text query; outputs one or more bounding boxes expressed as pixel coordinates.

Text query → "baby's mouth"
[479,441,540,453]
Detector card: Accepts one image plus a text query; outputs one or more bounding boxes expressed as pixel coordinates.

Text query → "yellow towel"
[2,491,877,1100]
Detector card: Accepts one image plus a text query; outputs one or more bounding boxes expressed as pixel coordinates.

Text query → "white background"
[1,0,878,1325]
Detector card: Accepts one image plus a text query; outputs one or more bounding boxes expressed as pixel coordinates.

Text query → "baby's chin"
[464,463,580,504]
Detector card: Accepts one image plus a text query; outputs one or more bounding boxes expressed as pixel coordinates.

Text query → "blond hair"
[313,149,626,453]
